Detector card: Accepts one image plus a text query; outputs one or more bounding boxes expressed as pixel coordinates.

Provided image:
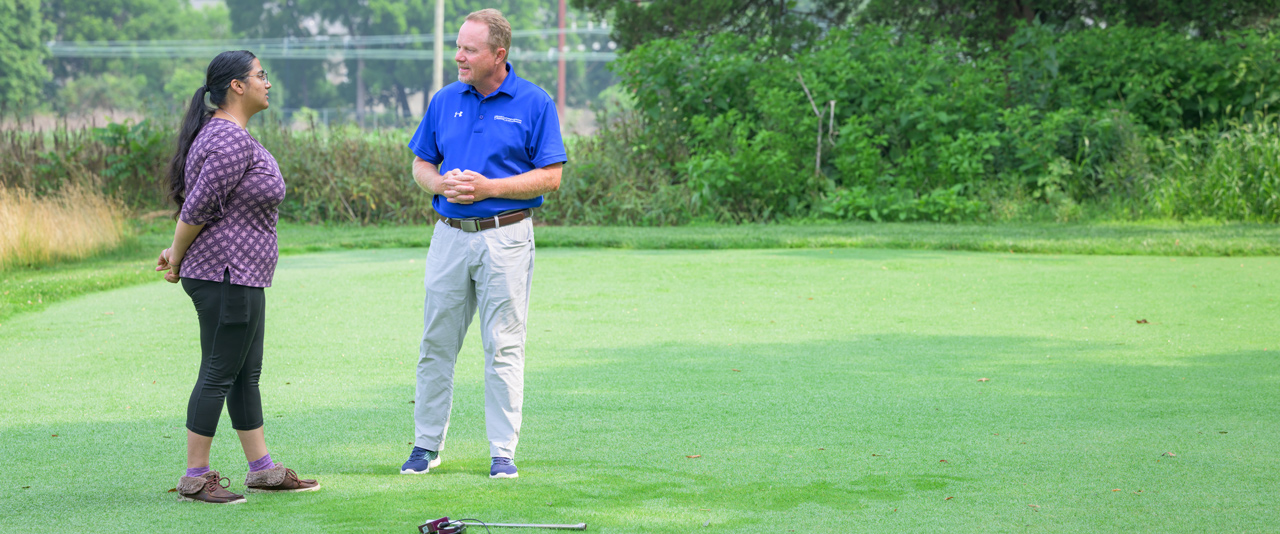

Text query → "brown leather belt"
[441,209,531,232]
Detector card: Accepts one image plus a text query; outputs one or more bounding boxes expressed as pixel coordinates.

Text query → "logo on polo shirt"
[454,111,464,118]
[494,115,522,124]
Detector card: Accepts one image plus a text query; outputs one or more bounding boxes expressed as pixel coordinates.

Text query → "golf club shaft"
[485,522,587,530]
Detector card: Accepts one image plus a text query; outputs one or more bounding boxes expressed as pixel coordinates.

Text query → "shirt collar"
[460,62,519,98]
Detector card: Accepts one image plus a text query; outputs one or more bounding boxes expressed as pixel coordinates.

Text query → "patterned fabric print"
[179,118,287,288]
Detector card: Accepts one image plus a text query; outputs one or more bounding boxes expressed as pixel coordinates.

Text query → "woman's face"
[238,58,271,112]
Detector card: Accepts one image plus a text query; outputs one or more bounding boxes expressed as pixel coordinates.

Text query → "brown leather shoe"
[177,471,246,504]
[244,464,320,493]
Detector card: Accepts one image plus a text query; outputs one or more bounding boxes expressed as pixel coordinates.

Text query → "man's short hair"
[466,9,512,54]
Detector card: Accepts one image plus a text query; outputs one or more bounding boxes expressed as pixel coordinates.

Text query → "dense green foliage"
[584,23,1280,223]
[1144,119,1280,221]
[574,0,1280,53]
[1013,24,1280,130]
[861,0,1280,44]
[8,22,1280,225]
[0,118,431,224]
[0,0,52,118]
[570,0,859,51]
[3,110,1279,227]
[41,0,234,115]
[255,125,430,224]
[0,121,169,207]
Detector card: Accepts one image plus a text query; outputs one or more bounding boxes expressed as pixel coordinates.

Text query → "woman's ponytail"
[166,85,213,215]
[164,50,257,218]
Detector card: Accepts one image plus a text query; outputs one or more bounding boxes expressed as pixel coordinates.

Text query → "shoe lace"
[205,474,231,492]
[492,457,513,466]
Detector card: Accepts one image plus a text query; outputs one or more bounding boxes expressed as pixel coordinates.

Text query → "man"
[402,8,566,480]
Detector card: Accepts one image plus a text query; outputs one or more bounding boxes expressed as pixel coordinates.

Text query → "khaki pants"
[414,218,534,459]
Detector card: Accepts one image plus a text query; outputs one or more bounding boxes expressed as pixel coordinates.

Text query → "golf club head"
[419,517,466,534]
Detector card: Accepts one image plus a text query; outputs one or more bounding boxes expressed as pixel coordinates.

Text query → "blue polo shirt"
[408,63,567,219]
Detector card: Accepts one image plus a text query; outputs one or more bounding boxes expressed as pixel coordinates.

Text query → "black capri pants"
[181,273,266,437]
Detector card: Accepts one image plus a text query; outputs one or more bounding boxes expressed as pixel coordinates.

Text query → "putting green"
[0,247,1276,533]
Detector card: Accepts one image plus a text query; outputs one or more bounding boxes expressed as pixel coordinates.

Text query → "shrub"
[1046,25,1280,132]
[819,184,987,223]
[613,26,1010,220]
[0,120,168,204]
[92,119,170,207]
[255,124,432,225]
[601,22,1280,222]
[541,109,695,226]
[1144,118,1280,222]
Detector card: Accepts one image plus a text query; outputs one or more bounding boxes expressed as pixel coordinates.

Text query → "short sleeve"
[180,146,251,226]
[528,99,567,169]
[408,93,443,164]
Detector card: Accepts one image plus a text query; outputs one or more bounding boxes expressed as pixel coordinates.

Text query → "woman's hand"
[156,248,182,283]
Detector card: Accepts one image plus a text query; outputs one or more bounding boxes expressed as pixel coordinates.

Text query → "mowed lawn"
[1,246,1277,533]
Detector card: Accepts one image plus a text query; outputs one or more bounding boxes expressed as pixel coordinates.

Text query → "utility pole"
[432,0,444,99]
[356,56,366,128]
[557,0,566,122]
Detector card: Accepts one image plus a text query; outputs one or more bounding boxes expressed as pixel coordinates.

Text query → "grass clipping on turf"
[0,184,127,270]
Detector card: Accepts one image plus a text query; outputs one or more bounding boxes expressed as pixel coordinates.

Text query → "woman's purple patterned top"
[179,118,286,288]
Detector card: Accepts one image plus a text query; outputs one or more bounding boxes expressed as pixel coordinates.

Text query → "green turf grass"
[0,220,170,323]
[280,220,1280,256]
[1,246,1277,532]
[4,220,1279,324]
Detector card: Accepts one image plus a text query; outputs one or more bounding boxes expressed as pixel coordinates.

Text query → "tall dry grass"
[0,185,127,270]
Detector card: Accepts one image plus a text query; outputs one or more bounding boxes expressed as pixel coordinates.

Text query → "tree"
[42,0,234,114]
[859,0,1280,45]
[0,0,52,118]
[225,0,593,120]
[223,0,339,111]
[226,0,449,119]
[569,0,861,52]
[355,0,568,118]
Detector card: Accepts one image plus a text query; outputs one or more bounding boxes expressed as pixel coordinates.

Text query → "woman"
[156,50,319,504]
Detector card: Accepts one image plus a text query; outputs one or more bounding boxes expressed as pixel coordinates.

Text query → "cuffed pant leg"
[475,219,534,459]
[414,221,477,452]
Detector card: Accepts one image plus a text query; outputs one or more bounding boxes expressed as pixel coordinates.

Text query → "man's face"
[455,20,502,87]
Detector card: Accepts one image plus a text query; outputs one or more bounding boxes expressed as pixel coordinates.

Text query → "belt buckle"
[460,218,481,232]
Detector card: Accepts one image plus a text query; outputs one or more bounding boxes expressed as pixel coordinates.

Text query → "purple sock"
[186,466,210,478]
[248,453,275,473]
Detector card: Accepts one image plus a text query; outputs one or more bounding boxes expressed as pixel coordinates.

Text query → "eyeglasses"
[246,71,268,83]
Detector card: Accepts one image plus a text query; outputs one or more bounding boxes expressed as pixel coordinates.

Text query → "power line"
[50,27,611,47]
[47,28,619,62]
[48,46,616,61]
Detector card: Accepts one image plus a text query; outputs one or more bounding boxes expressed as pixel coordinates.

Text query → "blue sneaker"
[490,457,518,479]
[400,447,441,474]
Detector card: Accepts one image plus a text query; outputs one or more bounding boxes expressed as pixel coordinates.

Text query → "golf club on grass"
[420,517,587,533]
